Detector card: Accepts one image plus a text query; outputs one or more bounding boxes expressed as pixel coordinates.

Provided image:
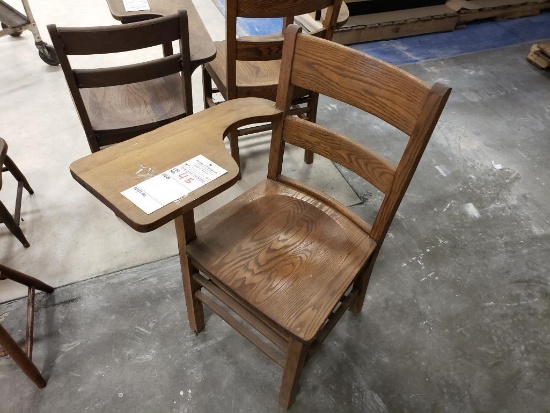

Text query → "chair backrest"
[269,25,451,246]
[47,11,192,152]
[225,0,342,99]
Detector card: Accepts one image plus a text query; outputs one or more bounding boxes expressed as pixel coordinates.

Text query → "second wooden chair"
[48,11,193,153]
[202,0,343,171]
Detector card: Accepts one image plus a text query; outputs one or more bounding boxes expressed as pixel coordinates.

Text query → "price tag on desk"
[122,0,150,12]
[121,155,227,214]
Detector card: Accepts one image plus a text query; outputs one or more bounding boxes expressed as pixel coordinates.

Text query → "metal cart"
[0,0,58,65]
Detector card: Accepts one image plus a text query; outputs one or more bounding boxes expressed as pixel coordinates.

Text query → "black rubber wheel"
[1,22,23,37]
[38,44,59,66]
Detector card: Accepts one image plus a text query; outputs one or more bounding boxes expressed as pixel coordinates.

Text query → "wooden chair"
[0,138,34,248]
[202,0,343,172]
[184,26,451,408]
[0,264,54,388]
[47,11,193,153]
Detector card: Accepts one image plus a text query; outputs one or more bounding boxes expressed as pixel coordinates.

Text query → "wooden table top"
[70,98,281,233]
[106,0,216,65]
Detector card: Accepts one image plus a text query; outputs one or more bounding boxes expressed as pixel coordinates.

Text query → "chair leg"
[4,156,34,194]
[0,322,46,388]
[0,200,30,248]
[279,338,308,409]
[350,253,377,315]
[175,213,205,333]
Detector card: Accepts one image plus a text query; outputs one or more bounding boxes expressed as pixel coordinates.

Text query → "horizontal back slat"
[236,0,334,18]
[56,15,180,55]
[283,117,396,194]
[74,55,182,88]
[236,37,284,61]
[290,35,430,135]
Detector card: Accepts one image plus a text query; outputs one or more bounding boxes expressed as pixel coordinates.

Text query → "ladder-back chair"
[185,25,451,408]
[48,11,193,153]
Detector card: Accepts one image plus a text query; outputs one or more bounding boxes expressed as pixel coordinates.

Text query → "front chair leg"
[175,213,204,333]
[279,338,308,409]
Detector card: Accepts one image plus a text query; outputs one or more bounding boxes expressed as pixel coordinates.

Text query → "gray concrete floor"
[1,28,549,413]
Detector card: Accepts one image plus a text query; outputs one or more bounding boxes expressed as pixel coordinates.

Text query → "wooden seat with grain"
[202,0,343,173]
[48,11,193,153]
[0,264,54,388]
[185,26,452,408]
[0,137,34,248]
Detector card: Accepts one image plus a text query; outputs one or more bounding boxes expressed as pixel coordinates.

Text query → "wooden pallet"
[527,42,550,69]
[324,0,550,45]
[448,0,550,23]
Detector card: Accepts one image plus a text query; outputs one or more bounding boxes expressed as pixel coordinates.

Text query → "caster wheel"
[1,22,23,37]
[38,44,59,66]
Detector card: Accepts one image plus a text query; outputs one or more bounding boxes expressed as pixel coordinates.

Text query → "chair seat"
[187,179,376,342]
[81,74,185,131]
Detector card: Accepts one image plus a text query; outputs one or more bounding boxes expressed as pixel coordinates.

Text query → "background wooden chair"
[202,0,343,172]
[184,26,451,408]
[0,264,54,388]
[0,138,34,248]
[48,11,193,153]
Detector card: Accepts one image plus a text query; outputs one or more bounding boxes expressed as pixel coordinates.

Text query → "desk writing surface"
[106,0,216,65]
[70,98,281,233]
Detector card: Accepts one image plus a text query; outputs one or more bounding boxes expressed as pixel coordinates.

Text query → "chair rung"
[193,273,288,350]
[195,291,286,367]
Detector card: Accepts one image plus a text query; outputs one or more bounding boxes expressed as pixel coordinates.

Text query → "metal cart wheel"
[36,42,58,66]
[1,22,22,37]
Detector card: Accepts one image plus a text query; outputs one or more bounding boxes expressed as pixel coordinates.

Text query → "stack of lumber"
[527,42,550,69]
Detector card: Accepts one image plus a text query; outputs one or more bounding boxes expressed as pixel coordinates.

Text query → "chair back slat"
[283,118,396,194]
[236,0,335,18]
[74,55,182,88]
[290,34,430,136]
[236,37,284,61]
[54,16,181,55]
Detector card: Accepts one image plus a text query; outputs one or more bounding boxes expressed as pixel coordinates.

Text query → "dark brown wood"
[47,10,199,153]
[202,0,344,171]
[0,265,53,388]
[0,138,34,248]
[184,26,451,408]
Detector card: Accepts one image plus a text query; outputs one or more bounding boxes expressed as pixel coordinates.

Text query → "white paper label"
[122,155,227,214]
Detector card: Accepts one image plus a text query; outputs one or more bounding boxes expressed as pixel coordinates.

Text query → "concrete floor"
[1,1,550,412]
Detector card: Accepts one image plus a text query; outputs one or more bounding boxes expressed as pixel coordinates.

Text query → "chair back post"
[268,25,301,180]
[370,83,451,245]
[48,24,98,152]
[177,10,193,115]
